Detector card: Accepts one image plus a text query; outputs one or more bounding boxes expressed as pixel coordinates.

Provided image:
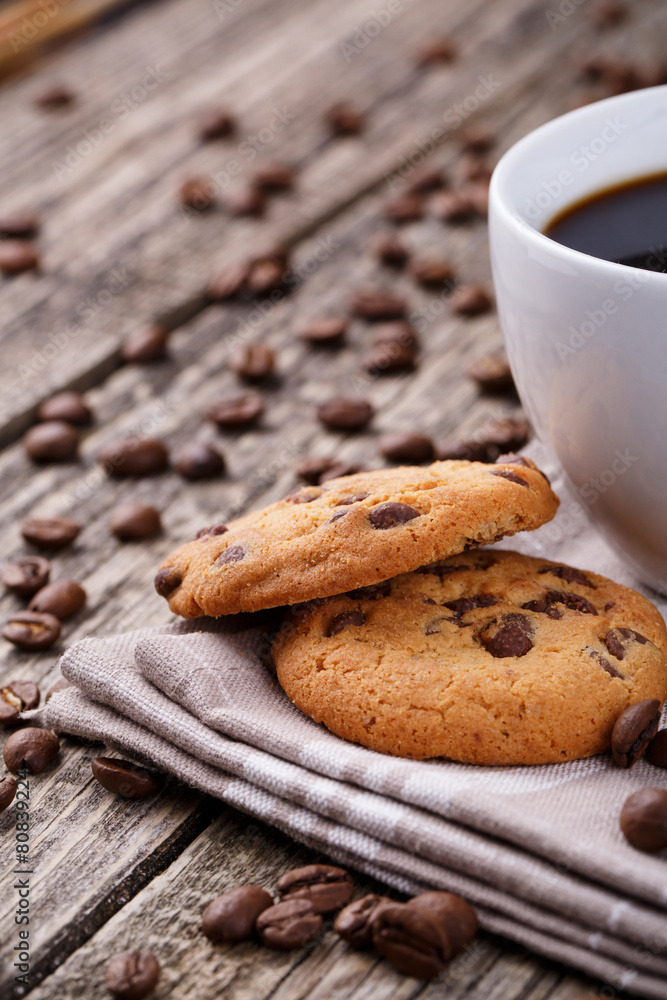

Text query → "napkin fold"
[40,443,667,997]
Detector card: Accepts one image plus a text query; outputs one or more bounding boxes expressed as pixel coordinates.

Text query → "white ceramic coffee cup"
[489,85,667,593]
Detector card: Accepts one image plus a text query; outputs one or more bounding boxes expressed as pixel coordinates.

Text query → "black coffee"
[544,172,667,272]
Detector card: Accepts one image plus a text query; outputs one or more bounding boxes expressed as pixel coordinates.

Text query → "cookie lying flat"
[154,458,558,617]
[273,550,667,765]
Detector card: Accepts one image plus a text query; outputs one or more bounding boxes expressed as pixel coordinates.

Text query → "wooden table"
[0,0,664,996]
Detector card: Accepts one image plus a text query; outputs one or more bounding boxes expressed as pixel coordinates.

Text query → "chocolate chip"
[92,757,162,798]
[604,628,649,660]
[285,488,322,503]
[590,649,623,678]
[0,681,40,726]
[346,581,391,600]
[481,613,533,657]
[21,516,80,550]
[382,194,423,223]
[317,397,374,432]
[620,788,667,852]
[425,617,449,635]
[328,510,348,523]
[257,897,323,950]
[444,594,498,616]
[3,611,61,650]
[121,324,168,363]
[334,493,370,506]
[416,37,457,65]
[418,562,471,577]
[327,611,366,636]
[611,700,661,768]
[0,241,39,274]
[99,438,169,477]
[334,894,392,948]
[0,211,39,238]
[319,462,364,483]
[202,885,273,943]
[206,393,264,428]
[217,546,245,565]
[198,107,236,140]
[111,503,162,541]
[154,567,182,596]
[370,232,409,267]
[490,468,529,487]
[180,176,217,210]
[430,190,475,222]
[538,565,595,588]
[409,258,456,288]
[466,355,515,394]
[105,950,160,999]
[3,727,59,774]
[228,185,266,217]
[449,283,493,316]
[371,902,451,979]
[1,556,50,597]
[277,864,353,914]
[525,590,598,616]
[646,730,667,768]
[363,341,417,375]
[38,391,92,425]
[436,438,490,463]
[24,421,79,462]
[295,456,338,485]
[326,103,364,135]
[228,343,275,383]
[34,83,75,109]
[299,316,347,346]
[408,891,478,957]
[368,502,420,529]
[207,262,250,301]
[195,523,228,539]
[174,441,225,480]
[349,290,406,321]
[0,775,17,812]
[29,580,86,620]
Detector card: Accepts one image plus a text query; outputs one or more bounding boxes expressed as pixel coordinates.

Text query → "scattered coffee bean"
[208,261,250,300]
[38,391,93,425]
[363,341,416,375]
[436,438,490,463]
[1,556,50,597]
[416,37,457,65]
[3,611,61,650]
[121,324,168,363]
[326,103,364,135]
[373,321,419,350]
[382,194,423,223]
[105,950,160,1000]
[174,441,226,480]
[0,681,40,725]
[611,700,660,768]
[409,258,456,288]
[481,613,533,657]
[459,126,494,153]
[0,211,40,238]
[350,289,406,321]
[299,316,347,346]
[202,885,273,943]
[229,344,275,383]
[34,82,75,109]
[457,153,493,184]
[462,180,489,216]
[370,232,409,267]
[246,257,286,295]
[256,898,323,950]
[646,730,667,768]
[449,283,492,316]
[591,0,626,26]
[334,894,391,948]
[45,677,72,702]
[319,461,364,483]
[317,397,374,431]
[295,456,337,485]
[479,416,530,458]
[23,421,79,463]
[620,788,667,852]
[180,176,217,210]
[277,864,354,914]
[228,184,266,216]
[29,580,86,620]
[206,393,264,429]
[466,354,515,393]
[0,241,39,274]
[430,190,475,222]
[408,891,478,956]
[371,902,450,978]
[154,566,182,597]
[198,107,236,140]
[405,167,446,195]
[3,727,59,773]
[369,501,420,529]
[380,432,434,464]
[21,516,81,550]
[0,775,17,812]
[92,757,162,798]
[99,438,169,477]
[253,162,295,193]
[111,503,162,541]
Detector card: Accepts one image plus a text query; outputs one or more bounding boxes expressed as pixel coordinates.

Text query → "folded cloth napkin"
[39,442,667,998]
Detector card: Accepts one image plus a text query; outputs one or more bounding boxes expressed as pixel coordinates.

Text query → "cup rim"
[489,84,667,281]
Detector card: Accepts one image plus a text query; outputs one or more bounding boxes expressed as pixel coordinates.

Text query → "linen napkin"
[40,442,667,998]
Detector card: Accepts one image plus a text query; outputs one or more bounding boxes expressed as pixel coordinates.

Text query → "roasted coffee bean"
[462,180,489,216]
[327,612,366,638]
[379,432,434,464]
[459,126,494,153]
[3,727,59,773]
[111,503,162,541]
[92,757,162,798]
[349,290,406,321]
[326,103,364,135]
[228,344,275,383]
[38,391,93,425]
[246,259,286,296]
[430,190,475,222]
[202,885,273,943]
[405,168,446,195]
[0,240,39,274]
[363,341,416,375]
[466,355,515,394]
[198,106,236,140]
[121,324,168,363]
[334,894,392,948]
[408,891,478,956]
[319,461,364,483]
[436,438,490,463]
[449,283,492,316]
[0,775,17,812]
[0,210,40,238]
[295,456,337,485]
[611,700,660,768]
[369,502,420,529]
[256,897,323,950]
[34,82,75,108]
[409,258,456,288]
[105,950,160,999]
[317,397,374,431]
[277,863,354,913]
[207,261,250,300]
[620,788,667,852]
[206,392,264,428]
[591,0,626,26]
[99,438,169,477]
[24,421,79,462]
[299,316,347,346]
[45,677,72,702]
[21,516,80,551]
[479,416,530,457]
[373,321,419,350]
[29,580,86,620]
[174,441,226,480]
[0,680,40,726]
[490,468,529,487]
[457,153,493,184]
[180,176,217,210]
[370,232,410,267]
[382,194,423,223]
[371,902,450,978]
[646,730,667,768]
[416,37,457,65]
[1,556,50,597]
[228,184,266,217]
[3,610,61,651]
[253,162,295,193]
[481,613,533,657]
[154,567,182,597]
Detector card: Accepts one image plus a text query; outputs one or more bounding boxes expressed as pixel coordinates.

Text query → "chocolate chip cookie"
[155,458,558,617]
[272,550,667,765]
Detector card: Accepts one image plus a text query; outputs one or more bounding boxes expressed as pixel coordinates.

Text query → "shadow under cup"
[489,86,667,594]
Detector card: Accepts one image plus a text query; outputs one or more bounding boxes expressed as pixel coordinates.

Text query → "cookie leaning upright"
[154,457,559,617]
